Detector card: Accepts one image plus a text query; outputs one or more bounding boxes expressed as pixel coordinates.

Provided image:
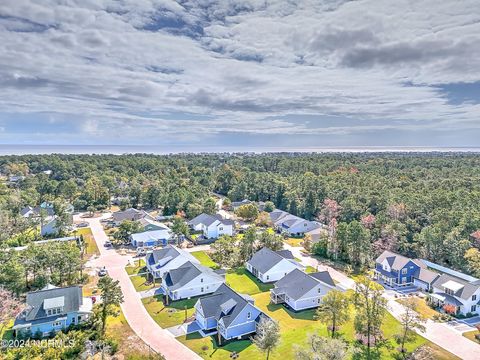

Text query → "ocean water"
[1,144,480,155]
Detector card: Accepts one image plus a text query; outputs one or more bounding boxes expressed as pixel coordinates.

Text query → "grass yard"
[225,267,273,295]
[397,297,439,319]
[129,273,156,292]
[179,291,458,360]
[125,258,147,275]
[142,295,197,328]
[284,237,304,247]
[1,320,14,341]
[305,266,316,273]
[463,329,480,344]
[191,251,219,269]
[74,227,99,257]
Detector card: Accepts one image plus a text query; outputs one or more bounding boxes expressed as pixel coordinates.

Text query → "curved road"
[80,214,201,360]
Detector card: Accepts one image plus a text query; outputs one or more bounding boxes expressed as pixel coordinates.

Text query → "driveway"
[78,213,201,360]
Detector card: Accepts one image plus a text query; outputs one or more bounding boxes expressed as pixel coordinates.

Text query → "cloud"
[0,0,479,147]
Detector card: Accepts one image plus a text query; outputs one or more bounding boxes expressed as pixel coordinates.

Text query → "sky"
[1,0,480,150]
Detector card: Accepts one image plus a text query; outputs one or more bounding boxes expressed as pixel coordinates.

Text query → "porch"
[270,288,286,304]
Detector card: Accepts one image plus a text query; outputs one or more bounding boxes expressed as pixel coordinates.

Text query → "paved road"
[79,214,201,360]
[284,243,480,359]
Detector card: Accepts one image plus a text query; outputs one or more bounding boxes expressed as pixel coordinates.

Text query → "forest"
[1,152,480,278]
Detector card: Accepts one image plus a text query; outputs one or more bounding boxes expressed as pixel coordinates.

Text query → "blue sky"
[0,0,480,149]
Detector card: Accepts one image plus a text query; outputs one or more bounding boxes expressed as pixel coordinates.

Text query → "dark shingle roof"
[273,269,335,300]
[164,261,223,290]
[113,208,143,222]
[23,286,83,321]
[247,247,297,273]
[188,213,234,227]
[197,284,259,327]
[147,245,181,265]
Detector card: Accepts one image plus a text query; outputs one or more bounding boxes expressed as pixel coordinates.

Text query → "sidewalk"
[79,213,201,360]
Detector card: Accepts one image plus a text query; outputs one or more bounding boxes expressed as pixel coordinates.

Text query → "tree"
[255,211,271,227]
[211,235,240,267]
[0,288,23,334]
[253,317,280,360]
[239,226,257,263]
[303,233,313,253]
[257,230,283,251]
[96,276,124,336]
[113,220,143,243]
[203,197,217,215]
[171,216,189,244]
[396,298,425,354]
[235,203,259,221]
[264,201,275,212]
[464,248,480,278]
[295,334,351,360]
[353,276,387,352]
[315,290,350,337]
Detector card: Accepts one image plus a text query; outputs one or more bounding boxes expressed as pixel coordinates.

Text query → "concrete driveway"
[77,213,201,360]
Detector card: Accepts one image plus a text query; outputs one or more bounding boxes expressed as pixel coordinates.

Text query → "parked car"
[76,222,89,228]
[104,241,112,247]
[98,267,108,277]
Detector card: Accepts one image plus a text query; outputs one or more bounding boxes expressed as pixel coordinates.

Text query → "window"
[200,278,204,283]
[317,288,321,294]
[52,321,62,327]
[266,275,269,280]
[402,268,407,275]
[445,288,453,296]
[219,227,223,231]
[317,298,321,304]
[471,305,477,312]
[383,265,388,271]
[247,312,251,319]
[473,295,477,301]
[201,287,204,292]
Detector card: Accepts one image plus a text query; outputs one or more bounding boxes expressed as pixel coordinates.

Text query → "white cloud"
[0,0,479,146]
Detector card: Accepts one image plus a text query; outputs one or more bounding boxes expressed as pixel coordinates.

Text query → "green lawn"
[225,267,273,295]
[463,329,480,344]
[125,258,147,275]
[142,295,198,328]
[284,237,304,247]
[179,291,458,360]
[397,297,439,320]
[129,273,156,292]
[191,251,219,269]
[74,227,99,256]
[1,320,14,341]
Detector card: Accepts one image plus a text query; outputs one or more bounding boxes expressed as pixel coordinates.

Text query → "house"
[429,274,480,316]
[41,218,59,236]
[269,209,321,236]
[13,285,92,337]
[146,245,200,279]
[162,261,225,302]
[20,202,55,218]
[130,229,173,248]
[188,213,234,239]
[193,284,267,341]
[137,217,171,232]
[8,175,25,183]
[112,208,150,225]
[373,250,427,287]
[270,268,337,311]
[245,247,304,283]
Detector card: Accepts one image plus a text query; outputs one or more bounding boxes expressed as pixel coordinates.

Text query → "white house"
[130,229,173,248]
[188,213,234,239]
[146,245,200,279]
[269,209,321,236]
[270,269,337,311]
[429,273,480,316]
[162,261,226,302]
[245,247,304,283]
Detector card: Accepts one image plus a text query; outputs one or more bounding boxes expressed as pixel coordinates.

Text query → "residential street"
[78,213,201,360]
[284,243,480,360]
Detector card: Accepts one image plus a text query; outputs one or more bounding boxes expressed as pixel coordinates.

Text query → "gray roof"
[273,269,335,301]
[432,273,480,300]
[247,247,297,273]
[147,245,181,266]
[375,250,412,271]
[269,209,289,222]
[414,267,440,284]
[188,213,234,227]
[22,286,83,322]
[163,261,224,291]
[197,284,260,327]
[113,208,144,222]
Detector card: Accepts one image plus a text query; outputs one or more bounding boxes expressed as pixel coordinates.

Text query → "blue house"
[193,284,267,342]
[130,229,173,248]
[373,250,421,287]
[13,285,93,337]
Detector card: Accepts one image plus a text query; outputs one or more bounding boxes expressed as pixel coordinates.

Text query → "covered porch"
[373,268,398,287]
[428,293,463,315]
[270,288,286,304]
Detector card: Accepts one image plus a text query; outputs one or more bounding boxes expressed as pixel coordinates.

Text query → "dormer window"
[402,269,407,275]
